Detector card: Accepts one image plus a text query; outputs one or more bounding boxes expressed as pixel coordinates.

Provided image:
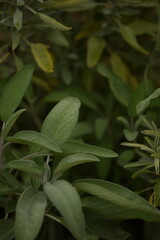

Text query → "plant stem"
[45,213,62,224]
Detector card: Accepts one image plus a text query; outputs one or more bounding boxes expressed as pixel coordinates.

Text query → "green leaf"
[110,53,138,89]
[129,20,157,36]
[30,43,54,73]
[61,140,118,158]
[44,180,86,240]
[7,160,43,177]
[37,13,72,31]
[117,21,148,54]
[43,0,96,10]
[62,85,98,111]
[17,0,24,6]
[87,36,105,68]
[47,31,69,47]
[123,129,138,141]
[136,88,160,115]
[0,219,15,240]
[15,187,47,240]
[154,182,160,206]
[7,130,62,153]
[1,109,26,139]
[0,179,14,195]
[128,81,146,117]
[12,30,20,51]
[13,8,23,31]
[74,179,160,221]
[71,121,93,138]
[0,65,34,121]
[97,63,131,107]
[94,118,108,141]
[87,219,130,240]
[43,90,70,102]
[1,171,24,189]
[54,153,99,176]
[41,97,81,145]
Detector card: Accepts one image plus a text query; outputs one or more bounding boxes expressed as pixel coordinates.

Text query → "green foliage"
[1,0,160,239]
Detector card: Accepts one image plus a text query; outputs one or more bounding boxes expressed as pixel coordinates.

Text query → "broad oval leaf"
[61,140,118,158]
[87,36,105,68]
[0,219,15,240]
[136,88,160,115]
[15,187,47,240]
[37,13,72,31]
[0,179,14,195]
[7,160,43,177]
[7,130,62,153]
[31,43,54,73]
[74,179,160,222]
[1,109,26,139]
[54,153,99,176]
[44,180,86,240]
[41,97,81,145]
[0,65,34,122]
[97,63,131,107]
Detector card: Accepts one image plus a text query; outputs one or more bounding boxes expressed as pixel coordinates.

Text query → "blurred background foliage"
[1,0,160,239]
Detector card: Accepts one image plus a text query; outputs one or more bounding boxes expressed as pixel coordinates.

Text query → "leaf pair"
[15,180,86,240]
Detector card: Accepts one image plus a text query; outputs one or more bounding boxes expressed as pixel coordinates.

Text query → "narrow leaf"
[87,36,105,68]
[13,8,22,31]
[0,219,15,240]
[7,160,43,177]
[61,140,118,158]
[31,43,54,73]
[15,187,47,240]
[117,21,148,54]
[136,88,160,115]
[0,179,14,195]
[37,12,72,31]
[97,63,131,107]
[0,65,34,121]
[41,97,81,145]
[7,130,62,153]
[44,180,86,240]
[54,153,99,176]
[74,179,160,221]
[1,109,26,139]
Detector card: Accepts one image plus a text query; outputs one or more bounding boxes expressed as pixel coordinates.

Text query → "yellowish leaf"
[110,53,138,89]
[31,43,54,73]
[87,36,105,68]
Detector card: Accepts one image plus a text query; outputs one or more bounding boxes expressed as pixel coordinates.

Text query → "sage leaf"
[0,65,34,121]
[136,88,160,115]
[7,160,43,177]
[7,130,62,153]
[15,187,47,240]
[41,97,81,145]
[44,180,86,240]
[97,63,131,107]
[1,109,26,139]
[61,140,118,158]
[13,8,23,31]
[87,36,105,68]
[31,43,54,73]
[0,179,14,195]
[0,219,15,240]
[74,179,160,222]
[37,13,72,31]
[54,153,99,176]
